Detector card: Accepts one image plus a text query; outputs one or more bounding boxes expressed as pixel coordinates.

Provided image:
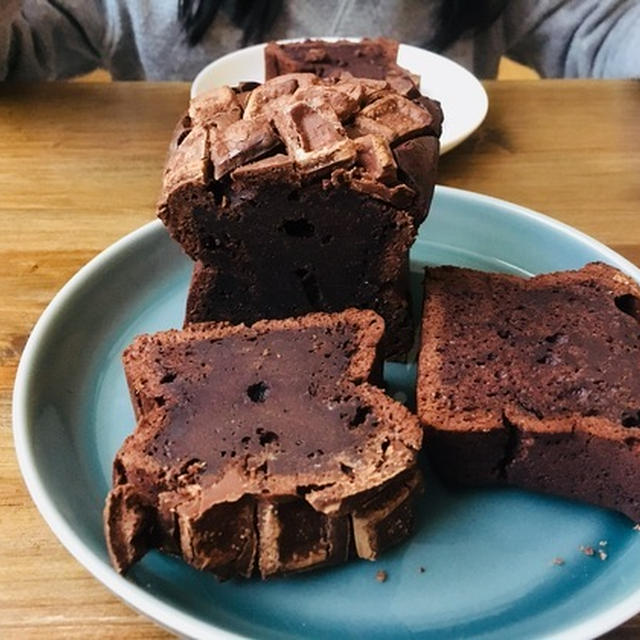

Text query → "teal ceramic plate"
[13,186,640,640]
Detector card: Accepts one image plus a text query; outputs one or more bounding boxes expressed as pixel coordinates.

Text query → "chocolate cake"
[105,310,423,578]
[264,38,422,97]
[417,262,640,521]
[157,73,442,358]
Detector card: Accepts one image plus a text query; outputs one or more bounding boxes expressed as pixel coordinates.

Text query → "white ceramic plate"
[191,39,488,154]
[13,187,640,640]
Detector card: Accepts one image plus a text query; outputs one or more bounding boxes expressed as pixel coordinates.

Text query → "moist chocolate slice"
[105,310,423,578]
[417,262,640,521]
[157,74,441,359]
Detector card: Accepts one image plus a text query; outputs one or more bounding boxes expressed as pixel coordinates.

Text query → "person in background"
[1,0,639,81]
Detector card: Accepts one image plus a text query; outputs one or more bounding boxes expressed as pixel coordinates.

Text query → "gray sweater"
[2,0,639,81]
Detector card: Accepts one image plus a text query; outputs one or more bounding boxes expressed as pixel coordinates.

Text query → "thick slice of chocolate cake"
[264,38,421,97]
[105,310,423,578]
[417,262,640,521]
[157,73,441,359]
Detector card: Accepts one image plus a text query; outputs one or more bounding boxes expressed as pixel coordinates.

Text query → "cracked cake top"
[159,72,442,225]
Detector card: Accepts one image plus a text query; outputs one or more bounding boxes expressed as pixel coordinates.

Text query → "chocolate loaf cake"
[264,38,421,97]
[105,310,423,578]
[417,262,640,521]
[158,73,442,358]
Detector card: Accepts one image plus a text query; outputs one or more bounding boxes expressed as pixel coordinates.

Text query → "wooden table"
[1,80,639,639]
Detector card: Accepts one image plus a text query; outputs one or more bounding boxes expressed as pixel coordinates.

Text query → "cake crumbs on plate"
[579,545,595,557]
[393,391,408,404]
[598,549,608,561]
[599,540,608,547]
[419,566,426,573]
[376,570,388,583]
[634,523,640,531]
[552,557,565,566]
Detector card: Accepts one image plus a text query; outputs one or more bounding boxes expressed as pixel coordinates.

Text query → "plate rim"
[12,185,640,640]
[189,38,489,155]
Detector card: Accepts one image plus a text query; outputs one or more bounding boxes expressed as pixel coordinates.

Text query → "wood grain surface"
[1,80,639,639]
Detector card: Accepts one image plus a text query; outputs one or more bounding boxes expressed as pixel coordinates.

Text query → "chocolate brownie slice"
[157,74,441,358]
[417,262,640,520]
[105,310,423,578]
[264,38,422,98]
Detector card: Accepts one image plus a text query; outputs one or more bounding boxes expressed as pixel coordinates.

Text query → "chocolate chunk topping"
[104,484,155,574]
[210,117,280,180]
[415,96,444,138]
[355,94,435,144]
[162,72,439,205]
[178,488,257,579]
[272,101,357,177]
[354,135,397,183]
[243,74,317,120]
[348,175,415,208]
[231,154,297,186]
[352,468,422,559]
[276,101,346,152]
[326,135,418,209]
[355,77,394,103]
[385,69,421,99]
[257,498,350,577]
[161,127,210,192]
[393,135,440,223]
[293,85,360,121]
[189,86,242,129]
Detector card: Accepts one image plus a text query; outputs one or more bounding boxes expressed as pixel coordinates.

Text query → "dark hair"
[429,0,508,51]
[178,0,282,47]
[178,0,506,51]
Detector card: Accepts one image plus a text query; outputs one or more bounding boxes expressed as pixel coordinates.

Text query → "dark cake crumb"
[578,544,608,561]
[419,566,426,573]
